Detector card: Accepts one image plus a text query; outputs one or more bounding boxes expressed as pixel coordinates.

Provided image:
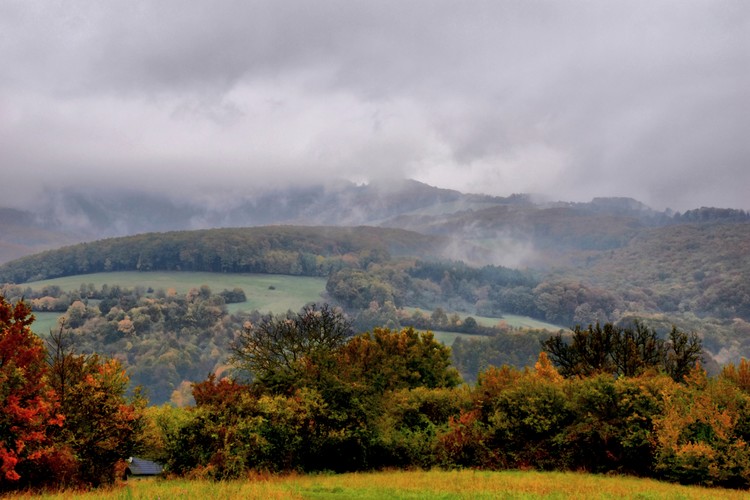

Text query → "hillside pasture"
[30,311,64,336]
[28,469,747,499]
[23,271,327,333]
[431,330,491,345]
[404,307,563,333]
[479,313,564,331]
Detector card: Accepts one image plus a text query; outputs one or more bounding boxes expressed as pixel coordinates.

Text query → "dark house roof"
[125,457,163,476]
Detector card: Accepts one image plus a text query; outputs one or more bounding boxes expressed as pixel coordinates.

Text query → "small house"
[124,457,163,478]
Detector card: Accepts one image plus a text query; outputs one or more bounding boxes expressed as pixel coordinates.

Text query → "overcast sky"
[1,1,748,211]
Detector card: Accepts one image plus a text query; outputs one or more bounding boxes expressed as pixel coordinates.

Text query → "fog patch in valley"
[439,230,538,269]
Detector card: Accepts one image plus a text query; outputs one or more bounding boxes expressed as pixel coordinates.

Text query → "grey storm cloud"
[1,0,748,210]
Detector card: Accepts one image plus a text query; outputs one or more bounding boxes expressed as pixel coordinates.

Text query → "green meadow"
[476,313,563,331]
[24,271,561,340]
[404,307,563,332]
[25,271,327,334]
[24,271,327,308]
[27,470,748,499]
[431,330,490,345]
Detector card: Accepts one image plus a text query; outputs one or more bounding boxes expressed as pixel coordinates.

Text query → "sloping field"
[405,307,563,333]
[431,330,490,345]
[23,271,325,299]
[24,271,327,335]
[478,313,563,331]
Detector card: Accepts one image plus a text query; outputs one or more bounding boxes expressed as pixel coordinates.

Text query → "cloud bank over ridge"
[1,1,748,211]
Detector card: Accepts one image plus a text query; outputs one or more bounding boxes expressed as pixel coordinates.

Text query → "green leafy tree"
[338,327,462,393]
[561,374,665,475]
[375,387,468,468]
[430,307,448,328]
[481,367,572,469]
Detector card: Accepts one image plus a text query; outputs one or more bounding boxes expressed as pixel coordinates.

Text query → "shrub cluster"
[143,310,750,489]
[149,357,750,488]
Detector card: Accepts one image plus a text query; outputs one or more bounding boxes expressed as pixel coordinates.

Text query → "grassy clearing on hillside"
[404,307,563,333]
[432,330,491,345]
[26,470,747,499]
[24,272,327,335]
[25,271,326,306]
[29,311,62,336]
[484,313,564,332]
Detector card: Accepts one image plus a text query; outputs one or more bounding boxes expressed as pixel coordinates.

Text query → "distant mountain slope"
[28,179,494,236]
[581,222,750,319]
[384,197,672,268]
[0,208,82,264]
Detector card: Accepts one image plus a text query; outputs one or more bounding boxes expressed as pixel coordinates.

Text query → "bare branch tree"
[230,303,352,389]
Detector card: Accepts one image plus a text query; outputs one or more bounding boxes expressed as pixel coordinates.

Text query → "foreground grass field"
[25,470,748,499]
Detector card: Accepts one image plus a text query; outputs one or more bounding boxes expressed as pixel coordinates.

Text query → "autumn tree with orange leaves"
[1,296,145,491]
[0,298,65,490]
[46,327,146,487]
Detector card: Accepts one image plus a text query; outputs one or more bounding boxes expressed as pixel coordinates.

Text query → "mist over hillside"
[28,179,496,234]
[2,179,748,268]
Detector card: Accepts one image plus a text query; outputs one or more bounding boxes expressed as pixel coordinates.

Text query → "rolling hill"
[3,180,750,372]
[0,180,680,266]
[0,225,444,284]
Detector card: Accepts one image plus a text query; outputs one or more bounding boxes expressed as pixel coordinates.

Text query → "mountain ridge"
[1,179,748,267]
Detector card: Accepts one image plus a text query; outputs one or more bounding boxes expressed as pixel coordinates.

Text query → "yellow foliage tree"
[533,352,564,384]
[721,358,750,393]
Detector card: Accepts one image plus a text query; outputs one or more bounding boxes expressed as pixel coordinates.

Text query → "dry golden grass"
[19,469,750,499]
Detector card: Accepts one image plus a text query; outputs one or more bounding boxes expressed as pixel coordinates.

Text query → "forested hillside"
[0,208,80,264]
[0,226,443,283]
[582,222,750,319]
[3,181,748,273]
